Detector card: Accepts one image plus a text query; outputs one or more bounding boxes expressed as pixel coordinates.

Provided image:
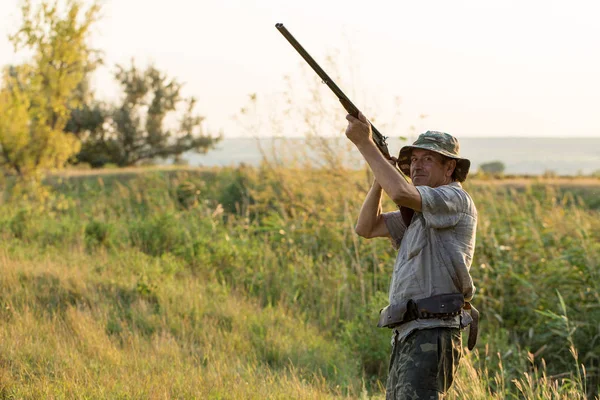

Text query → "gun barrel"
[275,23,392,159]
[275,24,359,116]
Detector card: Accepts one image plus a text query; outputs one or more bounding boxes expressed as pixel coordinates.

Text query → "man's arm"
[355,180,390,238]
[346,112,422,211]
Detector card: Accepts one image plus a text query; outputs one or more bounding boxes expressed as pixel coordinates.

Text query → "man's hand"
[345,111,372,146]
[346,116,423,210]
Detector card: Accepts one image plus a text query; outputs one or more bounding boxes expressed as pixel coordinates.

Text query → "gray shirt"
[382,182,477,341]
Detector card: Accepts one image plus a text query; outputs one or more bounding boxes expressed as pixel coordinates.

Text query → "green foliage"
[128,212,190,257]
[0,0,101,179]
[340,290,392,379]
[217,165,253,214]
[0,0,220,178]
[9,208,31,239]
[175,181,200,209]
[71,62,222,167]
[84,219,113,249]
[1,167,599,398]
[479,160,506,175]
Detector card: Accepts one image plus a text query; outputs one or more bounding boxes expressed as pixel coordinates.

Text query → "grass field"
[0,165,598,399]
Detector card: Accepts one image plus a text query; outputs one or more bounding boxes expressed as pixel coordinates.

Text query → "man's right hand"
[345,111,373,147]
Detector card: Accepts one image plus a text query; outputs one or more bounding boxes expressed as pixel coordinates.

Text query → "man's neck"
[432,178,454,188]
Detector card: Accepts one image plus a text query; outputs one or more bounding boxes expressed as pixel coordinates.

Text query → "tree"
[71,62,221,167]
[479,161,506,175]
[0,0,101,178]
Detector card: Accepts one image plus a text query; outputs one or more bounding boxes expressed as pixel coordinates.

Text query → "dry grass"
[0,166,598,398]
[0,247,356,399]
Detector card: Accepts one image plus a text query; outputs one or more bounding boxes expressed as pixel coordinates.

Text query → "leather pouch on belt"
[377,303,407,328]
[415,293,464,316]
[464,302,480,351]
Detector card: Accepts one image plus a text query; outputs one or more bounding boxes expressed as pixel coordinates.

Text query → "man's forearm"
[355,180,384,237]
[356,140,418,208]
[344,111,421,210]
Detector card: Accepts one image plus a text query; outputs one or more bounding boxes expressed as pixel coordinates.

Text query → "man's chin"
[411,177,429,186]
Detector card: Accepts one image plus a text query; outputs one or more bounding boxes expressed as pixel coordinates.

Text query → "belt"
[378,293,480,351]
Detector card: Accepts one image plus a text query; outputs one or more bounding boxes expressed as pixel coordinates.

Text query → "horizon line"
[217,136,600,140]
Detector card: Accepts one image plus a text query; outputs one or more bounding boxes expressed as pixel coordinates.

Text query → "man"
[345,111,478,399]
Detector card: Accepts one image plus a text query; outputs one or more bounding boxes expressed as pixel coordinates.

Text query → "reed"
[0,166,598,398]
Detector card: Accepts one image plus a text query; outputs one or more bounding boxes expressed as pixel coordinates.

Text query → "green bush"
[479,161,506,175]
[128,213,189,257]
[2,167,598,397]
[85,220,113,248]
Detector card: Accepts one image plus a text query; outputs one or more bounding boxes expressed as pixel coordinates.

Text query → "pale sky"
[1,0,599,138]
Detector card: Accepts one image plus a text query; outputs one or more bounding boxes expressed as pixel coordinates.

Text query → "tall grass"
[0,167,599,398]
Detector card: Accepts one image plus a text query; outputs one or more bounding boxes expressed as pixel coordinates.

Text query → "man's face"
[410,148,456,187]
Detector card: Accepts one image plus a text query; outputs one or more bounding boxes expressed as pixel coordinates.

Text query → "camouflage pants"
[386,327,462,400]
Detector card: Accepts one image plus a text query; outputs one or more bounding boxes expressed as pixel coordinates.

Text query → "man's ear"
[446,159,457,177]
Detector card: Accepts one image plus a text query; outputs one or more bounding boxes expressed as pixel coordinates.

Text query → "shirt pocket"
[404,218,428,260]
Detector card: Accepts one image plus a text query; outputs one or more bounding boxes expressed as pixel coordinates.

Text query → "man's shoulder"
[449,183,477,216]
[421,182,472,202]
[447,182,475,204]
[419,182,477,216]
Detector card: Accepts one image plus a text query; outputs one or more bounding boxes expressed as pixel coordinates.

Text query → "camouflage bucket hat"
[398,131,471,182]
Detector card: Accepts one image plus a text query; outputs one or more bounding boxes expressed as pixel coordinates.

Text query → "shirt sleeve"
[416,185,469,229]
[382,210,407,247]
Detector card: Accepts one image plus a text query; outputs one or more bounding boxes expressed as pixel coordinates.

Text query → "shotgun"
[275,23,398,161]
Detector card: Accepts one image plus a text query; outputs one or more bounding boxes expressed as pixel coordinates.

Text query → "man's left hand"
[345,111,372,146]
